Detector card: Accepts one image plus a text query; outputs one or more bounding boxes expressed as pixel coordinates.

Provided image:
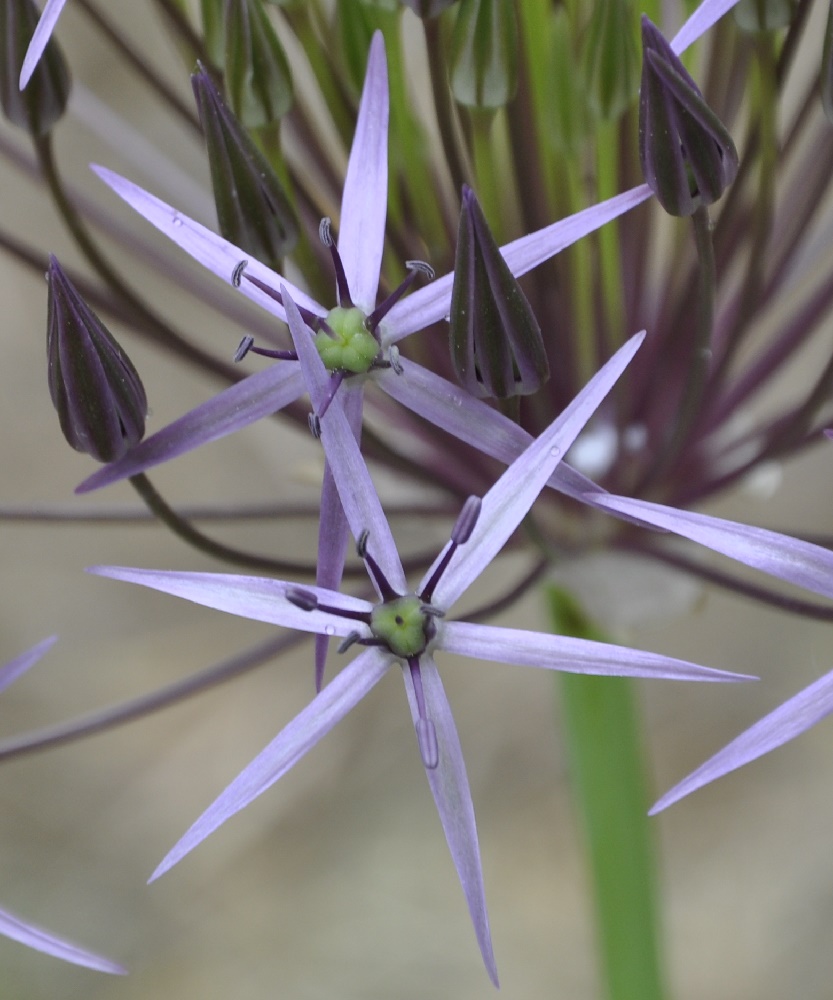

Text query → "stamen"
[308,413,321,439]
[420,496,482,602]
[356,530,399,602]
[243,273,321,328]
[337,631,362,653]
[286,587,319,611]
[318,217,353,308]
[387,345,403,375]
[286,586,372,625]
[366,260,435,333]
[231,259,249,287]
[234,335,298,363]
[234,335,254,362]
[408,657,438,769]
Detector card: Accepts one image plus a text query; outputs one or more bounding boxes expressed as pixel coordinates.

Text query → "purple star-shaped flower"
[0,638,126,974]
[90,322,753,984]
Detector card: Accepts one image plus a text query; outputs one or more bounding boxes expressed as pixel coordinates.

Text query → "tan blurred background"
[2,4,833,998]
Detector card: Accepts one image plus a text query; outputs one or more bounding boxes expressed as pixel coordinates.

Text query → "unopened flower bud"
[450,0,518,108]
[0,0,69,135]
[582,0,639,121]
[449,186,549,399]
[46,257,147,462]
[734,0,796,32]
[639,16,738,217]
[192,66,297,267]
[224,0,293,127]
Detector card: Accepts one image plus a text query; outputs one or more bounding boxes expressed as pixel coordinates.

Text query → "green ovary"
[315,306,379,373]
[370,596,430,658]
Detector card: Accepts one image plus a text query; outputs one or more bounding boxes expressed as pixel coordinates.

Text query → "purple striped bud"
[47,257,147,462]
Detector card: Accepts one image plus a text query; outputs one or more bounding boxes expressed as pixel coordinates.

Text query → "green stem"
[548,585,666,1000]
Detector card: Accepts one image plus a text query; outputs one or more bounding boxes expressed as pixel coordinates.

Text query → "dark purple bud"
[0,0,70,135]
[46,257,147,463]
[193,67,297,267]
[402,0,459,18]
[449,186,549,399]
[639,16,738,217]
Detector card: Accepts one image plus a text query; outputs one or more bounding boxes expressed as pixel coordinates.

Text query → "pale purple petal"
[383,187,653,343]
[671,0,742,55]
[19,0,69,88]
[0,906,126,974]
[151,647,392,879]
[91,166,324,321]
[314,385,364,690]
[283,289,406,593]
[88,566,373,637]
[652,667,833,814]
[377,361,607,503]
[338,32,388,312]
[430,332,645,608]
[402,657,497,986]
[440,621,754,683]
[76,365,306,493]
[0,636,57,695]
[592,495,833,602]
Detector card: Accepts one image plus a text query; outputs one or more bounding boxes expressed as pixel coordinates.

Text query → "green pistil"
[315,306,379,374]
[370,596,431,658]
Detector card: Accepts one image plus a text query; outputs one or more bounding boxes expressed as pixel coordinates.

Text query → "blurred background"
[2,3,833,998]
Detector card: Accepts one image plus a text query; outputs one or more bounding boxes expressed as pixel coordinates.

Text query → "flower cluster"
[4,0,833,992]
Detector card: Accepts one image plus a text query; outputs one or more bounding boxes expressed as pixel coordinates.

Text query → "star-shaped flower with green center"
[90,318,754,985]
[0,638,126,975]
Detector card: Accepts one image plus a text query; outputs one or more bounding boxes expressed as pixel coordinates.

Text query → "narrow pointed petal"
[283,289,406,594]
[18,0,67,89]
[76,364,305,493]
[88,566,373,637]
[377,361,607,503]
[591,495,833,602]
[91,166,324,321]
[314,385,364,691]
[430,333,644,608]
[151,647,392,879]
[0,906,126,974]
[383,185,652,343]
[440,621,754,682]
[402,657,498,986]
[0,636,57,695]
[670,0,743,55]
[652,667,833,814]
[338,31,388,312]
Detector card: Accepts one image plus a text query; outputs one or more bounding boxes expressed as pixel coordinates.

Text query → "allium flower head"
[91,321,753,984]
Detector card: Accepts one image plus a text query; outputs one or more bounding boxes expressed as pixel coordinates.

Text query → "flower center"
[369,595,434,658]
[315,306,380,374]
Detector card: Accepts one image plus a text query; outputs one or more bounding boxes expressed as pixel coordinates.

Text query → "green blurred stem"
[424,16,470,200]
[548,585,666,1000]
[595,119,626,360]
